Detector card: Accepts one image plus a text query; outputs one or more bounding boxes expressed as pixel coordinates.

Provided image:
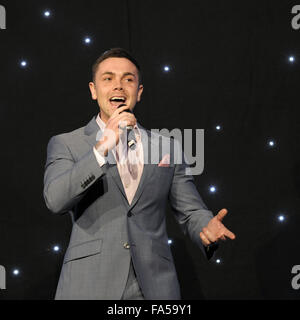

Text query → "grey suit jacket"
[43,116,215,300]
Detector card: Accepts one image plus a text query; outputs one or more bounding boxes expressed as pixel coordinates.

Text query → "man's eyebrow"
[101,72,114,76]
[123,72,136,77]
[101,71,136,77]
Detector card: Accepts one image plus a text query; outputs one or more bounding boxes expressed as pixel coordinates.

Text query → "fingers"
[109,112,136,130]
[109,104,136,130]
[203,227,218,242]
[224,228,236,240]
[118,115,137,130]
[111,104,131,118]
[199,231,211,246]
[200,227,217,245]
[216,208,228,221]
[220,235,226,241]
[200,225,236,246]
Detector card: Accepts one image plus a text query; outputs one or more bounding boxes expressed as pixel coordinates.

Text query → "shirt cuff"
[93,146,106,167]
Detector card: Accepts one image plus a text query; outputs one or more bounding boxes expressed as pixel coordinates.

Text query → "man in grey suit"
[43,48,235,300]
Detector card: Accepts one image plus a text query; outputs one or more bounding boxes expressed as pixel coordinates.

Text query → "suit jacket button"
[127,211,132,217]
[123,242,130,249]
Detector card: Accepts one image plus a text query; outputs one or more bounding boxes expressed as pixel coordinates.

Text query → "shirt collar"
[96,113,106,132]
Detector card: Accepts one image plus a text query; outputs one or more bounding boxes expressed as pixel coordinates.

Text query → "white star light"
[84,37,91,44]
[216,125,221,131]
[278,215,285,222]
[13,269,20,276]
[268,140,275,147]
[44,10,51,17]
[20,60,27,68]
[53,245,60,252]
[216,259,221,264]
[164,66,170,72]
[289,56,295,63]
[209,186,216,193]
[168,239,173,245]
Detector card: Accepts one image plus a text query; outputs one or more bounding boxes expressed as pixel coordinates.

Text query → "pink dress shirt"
[93,114,144,204]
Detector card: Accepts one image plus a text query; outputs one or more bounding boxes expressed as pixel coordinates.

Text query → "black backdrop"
[0,0,299,300]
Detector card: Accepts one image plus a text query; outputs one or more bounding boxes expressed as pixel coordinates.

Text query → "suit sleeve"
[168,140,217,259]
[43,135,106,214]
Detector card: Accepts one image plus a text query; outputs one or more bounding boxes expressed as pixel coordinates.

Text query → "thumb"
[217,208,228,221]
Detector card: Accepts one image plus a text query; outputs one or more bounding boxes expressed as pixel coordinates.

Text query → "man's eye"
[104,78,111,81]
[126,78,133,82]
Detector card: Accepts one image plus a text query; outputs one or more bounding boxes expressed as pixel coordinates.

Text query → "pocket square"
[158,154,170,167]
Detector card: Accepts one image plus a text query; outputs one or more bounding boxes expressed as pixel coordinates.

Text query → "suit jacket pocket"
[63,238,102,264]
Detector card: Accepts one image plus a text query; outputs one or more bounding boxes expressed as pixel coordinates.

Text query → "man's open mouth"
[109,96,127,107]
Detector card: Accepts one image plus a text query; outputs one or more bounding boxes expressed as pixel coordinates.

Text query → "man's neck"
[99,111,108,124]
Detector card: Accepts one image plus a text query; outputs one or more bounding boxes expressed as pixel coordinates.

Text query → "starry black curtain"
[0,0,299,300]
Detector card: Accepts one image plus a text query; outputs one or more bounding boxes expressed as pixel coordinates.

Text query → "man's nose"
[113,79,123,90]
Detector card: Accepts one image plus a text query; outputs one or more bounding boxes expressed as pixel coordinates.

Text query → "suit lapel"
[129,125,156,209]
[106,160,128,202]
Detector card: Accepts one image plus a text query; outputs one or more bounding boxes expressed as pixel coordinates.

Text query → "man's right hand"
[95,105,137,157]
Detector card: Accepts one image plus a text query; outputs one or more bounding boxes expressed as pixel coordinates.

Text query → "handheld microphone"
[118,104,136,150]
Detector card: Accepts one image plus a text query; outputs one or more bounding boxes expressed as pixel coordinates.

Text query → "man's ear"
[137,84,144,102]
[89,82,97,100]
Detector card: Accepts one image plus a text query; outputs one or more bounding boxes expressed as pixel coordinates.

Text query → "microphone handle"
[118,104,136,149]
[118,103,133,129]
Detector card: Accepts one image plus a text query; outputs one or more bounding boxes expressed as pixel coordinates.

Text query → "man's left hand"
[199,208,236,246]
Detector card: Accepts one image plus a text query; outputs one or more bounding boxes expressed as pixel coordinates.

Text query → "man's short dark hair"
[92,48,142,84]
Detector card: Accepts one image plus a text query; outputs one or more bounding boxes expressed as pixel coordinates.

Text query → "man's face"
[89,57,144,123]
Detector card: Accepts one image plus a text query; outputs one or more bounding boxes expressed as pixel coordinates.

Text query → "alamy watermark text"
[0,5,6,30]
